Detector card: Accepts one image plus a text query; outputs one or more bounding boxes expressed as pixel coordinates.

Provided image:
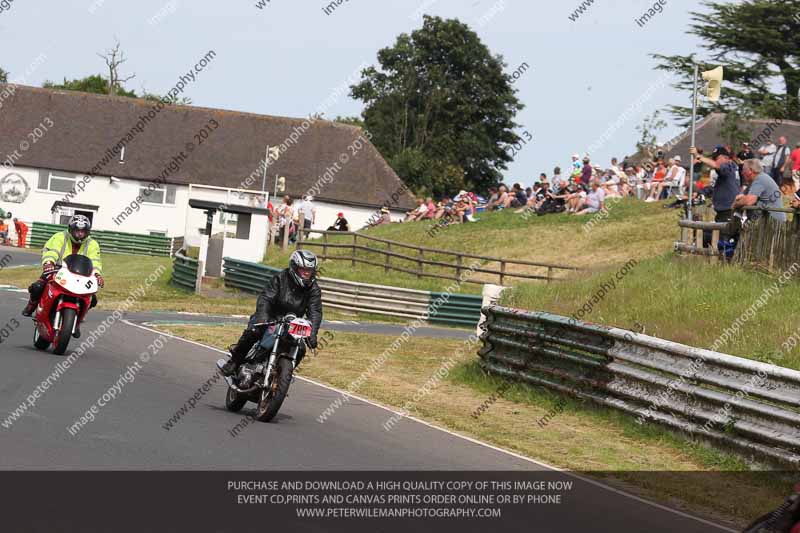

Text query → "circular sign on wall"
[0,173,31,204]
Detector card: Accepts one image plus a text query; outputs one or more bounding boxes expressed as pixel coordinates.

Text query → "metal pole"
[261,145,269,194]
[687,64,699,221]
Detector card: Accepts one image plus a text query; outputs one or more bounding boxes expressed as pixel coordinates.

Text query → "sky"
[0,0,710,189]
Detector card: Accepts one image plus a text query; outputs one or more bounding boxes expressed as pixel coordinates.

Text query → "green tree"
[43,74,137,97]
[350,15,523,196]
[0,67,8,83]
[653,0,800,124]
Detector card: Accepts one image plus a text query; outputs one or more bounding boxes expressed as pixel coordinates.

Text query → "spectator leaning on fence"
[732,159,786,223]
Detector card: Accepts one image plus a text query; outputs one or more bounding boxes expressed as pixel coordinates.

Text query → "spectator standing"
[690,145,741,233]
[298,195,316,234]
[580,156,592,185]
[570,154,583,179]
[773,136,792,187]
[13,218,28,248]
[759,139,777,182]
[736,142,754,175]
[0,220,8,245]
[790,141,800,192]
[733,159,786,222]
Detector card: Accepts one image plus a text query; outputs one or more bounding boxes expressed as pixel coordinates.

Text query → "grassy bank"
[156,323,789,528]
[264,199,678,291]
[503,254,800,370]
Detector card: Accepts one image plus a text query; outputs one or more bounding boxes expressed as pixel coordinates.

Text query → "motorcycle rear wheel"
[225,386,247,413]
[255,357,293,423]
[53,308,77,356]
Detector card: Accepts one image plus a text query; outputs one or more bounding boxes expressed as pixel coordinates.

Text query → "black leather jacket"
[255,269,323,338]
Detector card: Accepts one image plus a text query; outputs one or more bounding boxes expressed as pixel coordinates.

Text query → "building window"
[38,170,77,193]
[140,184,177,205]
[149,230,167,237]
[235,214,252,240]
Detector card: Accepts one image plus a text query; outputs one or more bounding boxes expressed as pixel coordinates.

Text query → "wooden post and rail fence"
[294,228,578,286]
[675,205,800,272]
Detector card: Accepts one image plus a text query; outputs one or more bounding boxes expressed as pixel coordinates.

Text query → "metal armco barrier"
[30,222,172,257]
[479,305,800,468]
[171,251,200,292]
[222,257,482,327]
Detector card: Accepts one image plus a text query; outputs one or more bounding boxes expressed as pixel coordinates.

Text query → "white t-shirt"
[761,143,777,169]
[299,201,315,221]
[415,203,429,215]
[587,188,605,209]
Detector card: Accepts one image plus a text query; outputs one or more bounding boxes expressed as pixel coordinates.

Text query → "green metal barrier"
[223,257,483,328]
[171,251,199,292]
[427,291,483,327]
[223,257,281,293]
[29,222,171,257]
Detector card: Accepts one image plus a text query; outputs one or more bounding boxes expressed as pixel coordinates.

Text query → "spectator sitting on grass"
[575,179,606,215]
[0,220,8,245]
[510,183,527,208]
[369,207,392,227]
[732,159,786,222]
[423,197,436,219]
[327,212,350,232]
[489,185,509,210]
[404,198,429,222]
[564,179,588,213]
[552,166,565,190]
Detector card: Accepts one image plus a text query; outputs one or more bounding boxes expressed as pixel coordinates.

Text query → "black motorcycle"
[743,483,800,533]
[216,314,312,422]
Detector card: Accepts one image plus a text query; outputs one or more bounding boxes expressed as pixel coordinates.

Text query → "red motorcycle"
[32,254,99,355]
[744,482,800,533]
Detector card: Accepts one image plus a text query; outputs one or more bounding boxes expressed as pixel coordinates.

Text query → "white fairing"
[53,267,100,296]
[288,317,312,339]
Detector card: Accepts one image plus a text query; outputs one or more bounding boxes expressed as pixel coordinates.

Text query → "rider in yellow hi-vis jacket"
[21,214,104,319]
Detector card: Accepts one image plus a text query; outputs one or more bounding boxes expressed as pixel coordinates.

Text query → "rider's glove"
[42,262,57,278]
[95,273,105,289]
[308,334,318,350]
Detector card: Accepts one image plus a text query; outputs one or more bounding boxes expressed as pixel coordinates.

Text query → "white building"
[0,85,415,261]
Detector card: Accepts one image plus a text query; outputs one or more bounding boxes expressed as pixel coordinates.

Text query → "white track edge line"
[121,319,735,532]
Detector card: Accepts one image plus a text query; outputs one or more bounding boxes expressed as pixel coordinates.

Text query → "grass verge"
[503,254,800,370]
[155,323,791,528]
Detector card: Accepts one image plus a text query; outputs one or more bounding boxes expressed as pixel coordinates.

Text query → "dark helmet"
[68,214,92,244]
[289,250,318,288]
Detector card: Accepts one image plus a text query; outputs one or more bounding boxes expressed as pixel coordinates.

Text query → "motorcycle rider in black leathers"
[221,250,322,376]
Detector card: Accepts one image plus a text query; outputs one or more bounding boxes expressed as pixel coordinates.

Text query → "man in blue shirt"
[690,145,740,223]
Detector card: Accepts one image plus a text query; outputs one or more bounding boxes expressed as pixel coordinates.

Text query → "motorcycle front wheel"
[255,357,293,423]
[33,323,50,350]
[53,308,77,355]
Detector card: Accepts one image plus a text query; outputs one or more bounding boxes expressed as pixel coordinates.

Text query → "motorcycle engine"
[237,364,256,389]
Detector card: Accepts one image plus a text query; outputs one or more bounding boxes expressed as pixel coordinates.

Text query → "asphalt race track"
[0,285,732,532]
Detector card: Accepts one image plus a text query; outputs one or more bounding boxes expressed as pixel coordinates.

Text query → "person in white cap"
[570,154,583,179]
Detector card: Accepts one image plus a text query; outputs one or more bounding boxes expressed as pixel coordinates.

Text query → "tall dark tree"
[0,67,8,83]
[351,15,523,196]
[653,0,800,125]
